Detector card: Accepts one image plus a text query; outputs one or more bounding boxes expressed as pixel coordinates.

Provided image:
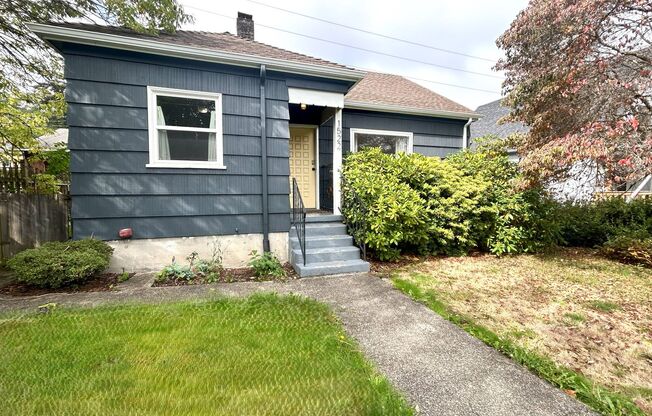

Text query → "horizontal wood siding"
[62,45,291,240]
[318,109,466,210]
[342,109,466,156]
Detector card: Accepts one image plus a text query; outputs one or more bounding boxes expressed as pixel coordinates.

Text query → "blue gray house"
[29,13,479,276]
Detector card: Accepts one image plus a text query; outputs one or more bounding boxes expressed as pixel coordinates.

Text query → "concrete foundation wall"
[107,232,288,272]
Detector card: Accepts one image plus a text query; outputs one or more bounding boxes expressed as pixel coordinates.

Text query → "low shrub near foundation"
[7,239,113,288]
[248,250,286,278]
[156,247,224,284]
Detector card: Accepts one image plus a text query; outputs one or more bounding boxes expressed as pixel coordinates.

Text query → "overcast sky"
[178,0,529,110]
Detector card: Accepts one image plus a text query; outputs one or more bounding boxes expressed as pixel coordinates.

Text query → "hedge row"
[342,144,652,267]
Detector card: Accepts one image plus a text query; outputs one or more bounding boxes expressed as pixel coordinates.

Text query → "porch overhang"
[288,88,344,108]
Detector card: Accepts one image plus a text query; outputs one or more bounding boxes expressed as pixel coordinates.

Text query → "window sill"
[146,162,227,170]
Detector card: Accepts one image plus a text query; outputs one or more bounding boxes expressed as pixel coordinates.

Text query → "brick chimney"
[237,12,254,40]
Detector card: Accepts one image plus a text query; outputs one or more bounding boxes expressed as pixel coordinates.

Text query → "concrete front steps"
[290,214,370,277]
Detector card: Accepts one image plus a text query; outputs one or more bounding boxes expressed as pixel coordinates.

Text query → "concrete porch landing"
[0,274,594,416]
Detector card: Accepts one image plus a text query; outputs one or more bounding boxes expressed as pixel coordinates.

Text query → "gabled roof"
[471,99,528,139]
[345,72,478,119]
[45,22,351,70]
[30,23,478,119]
[28,22,365,81]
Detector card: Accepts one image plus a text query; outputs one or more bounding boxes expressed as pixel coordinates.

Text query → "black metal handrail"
[340,177,367,261]
[291,177,307,265]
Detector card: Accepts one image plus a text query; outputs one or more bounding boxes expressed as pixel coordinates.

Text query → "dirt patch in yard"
[0,273,135,297]
[395,248,652,413]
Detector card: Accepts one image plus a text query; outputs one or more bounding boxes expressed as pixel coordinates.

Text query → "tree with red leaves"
[496,0,651,188]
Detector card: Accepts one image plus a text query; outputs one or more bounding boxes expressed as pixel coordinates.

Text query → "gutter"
[27,23,366,82]
[260,65,270,252]
[344,100,482,120]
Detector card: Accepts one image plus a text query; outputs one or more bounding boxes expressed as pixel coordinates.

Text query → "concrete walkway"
[0,274,595,416]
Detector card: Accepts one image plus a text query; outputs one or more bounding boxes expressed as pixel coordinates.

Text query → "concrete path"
[0,274,595,416]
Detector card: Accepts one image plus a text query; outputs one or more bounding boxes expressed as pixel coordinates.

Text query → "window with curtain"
[351,129,413,154]
[147,87,223,169]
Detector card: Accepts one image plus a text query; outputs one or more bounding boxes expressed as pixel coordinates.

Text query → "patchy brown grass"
[395,248,652,413]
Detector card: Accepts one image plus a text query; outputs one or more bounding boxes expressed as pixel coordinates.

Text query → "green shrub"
[601,234,652,267]
[7,239,113,288]
[557,198,652,247]
[449,140,560,255]
[342,148,492,260]
[248,250,286,278]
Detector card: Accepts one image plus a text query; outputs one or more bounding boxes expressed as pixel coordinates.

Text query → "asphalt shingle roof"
[49,22,352,70]
[470,99,528,140]
[46,23,473,116]
[345,72,473,114]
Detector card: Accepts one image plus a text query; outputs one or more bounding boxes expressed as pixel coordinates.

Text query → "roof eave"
[27,23,366,82]
[344,100,482,120]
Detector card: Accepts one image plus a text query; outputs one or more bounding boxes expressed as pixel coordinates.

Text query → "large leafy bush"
[7,239,113,288]
[341,145,557,260]
[448,139,560,255]
[342,149,489,260]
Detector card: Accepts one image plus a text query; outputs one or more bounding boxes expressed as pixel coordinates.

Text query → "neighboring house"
[29,13,479,275]
[471,99,626,202]
[470,99,523,163]
[37,128,68,148]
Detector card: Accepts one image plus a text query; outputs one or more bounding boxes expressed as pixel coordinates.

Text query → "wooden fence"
[0,193,70,262]
[0,160,30,193]
[594,191,652,200]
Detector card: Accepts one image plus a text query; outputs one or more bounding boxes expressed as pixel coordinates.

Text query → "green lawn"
[0,294,412,415]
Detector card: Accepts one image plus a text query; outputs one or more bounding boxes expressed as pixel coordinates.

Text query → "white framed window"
[146,86,225,169]
[350,128,413,154]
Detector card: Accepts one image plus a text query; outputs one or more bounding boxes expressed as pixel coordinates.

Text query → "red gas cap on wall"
[118,228,133,239]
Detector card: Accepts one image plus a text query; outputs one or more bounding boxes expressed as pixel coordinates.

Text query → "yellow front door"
[289,127,316,209]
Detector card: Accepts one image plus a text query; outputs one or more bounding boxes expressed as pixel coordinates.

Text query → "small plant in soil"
[156,242,226,285]
[248,250,286,278]
[156,260,194,283]
[117,269,132,283]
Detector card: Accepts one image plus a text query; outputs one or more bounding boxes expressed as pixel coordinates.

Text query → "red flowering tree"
[496,0,652,187]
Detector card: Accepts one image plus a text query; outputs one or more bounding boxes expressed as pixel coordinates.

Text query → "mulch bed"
[369,251,490,276]
[0,273,135,297]
[152,264,298,287]
[368,254,424,276]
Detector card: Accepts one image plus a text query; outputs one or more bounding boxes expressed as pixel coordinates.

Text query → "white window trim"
[349,128,414,154]
[146,86,226,169]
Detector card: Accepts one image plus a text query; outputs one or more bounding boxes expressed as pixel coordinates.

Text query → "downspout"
[462,117,473,149]
[260,65,270,252]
